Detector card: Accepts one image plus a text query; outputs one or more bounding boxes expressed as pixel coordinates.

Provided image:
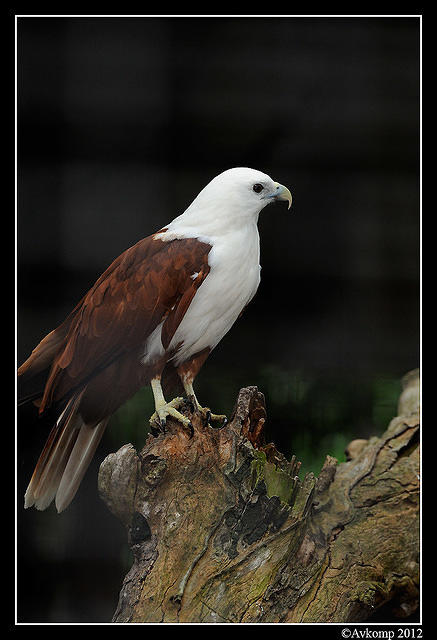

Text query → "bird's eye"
[252,183,264,193]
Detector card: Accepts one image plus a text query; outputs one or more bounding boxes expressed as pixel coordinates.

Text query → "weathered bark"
[98,370,420,623]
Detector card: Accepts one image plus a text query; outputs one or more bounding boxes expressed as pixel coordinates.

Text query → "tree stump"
[98,371,420,623]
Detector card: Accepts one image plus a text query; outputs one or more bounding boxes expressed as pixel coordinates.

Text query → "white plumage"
[146,167,283,367]
[19,166,292,512]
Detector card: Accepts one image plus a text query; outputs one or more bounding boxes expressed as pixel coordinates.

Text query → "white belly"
[171,230,261,364]
[142,225,261,367]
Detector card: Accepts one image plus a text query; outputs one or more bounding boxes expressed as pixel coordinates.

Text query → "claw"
[217,416,228,429]
[181,382,227,429]
[150,424,160,437]
[149,416,167,437]
[210,415,228,429]
[196,405,227,429]
[187,421,194,439]
[149,396,192,435]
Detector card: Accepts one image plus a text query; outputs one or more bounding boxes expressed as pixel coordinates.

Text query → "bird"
[18,167,292,513]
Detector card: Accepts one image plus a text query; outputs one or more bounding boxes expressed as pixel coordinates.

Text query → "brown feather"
[24,393,83,510]
[20,233,212,510]
[177,348,211,384]
[22,235,211,414]
[55,419,109,513]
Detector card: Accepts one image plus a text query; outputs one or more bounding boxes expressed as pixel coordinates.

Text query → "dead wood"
[98,370,420,623]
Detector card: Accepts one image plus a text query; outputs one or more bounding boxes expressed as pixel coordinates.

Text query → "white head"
[171,167,292,234]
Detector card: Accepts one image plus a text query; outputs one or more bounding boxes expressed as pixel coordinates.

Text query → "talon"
[149,395,193,436]
[218,416,228,429]
[198,406,227,428]
[210,415,228,429]
[208,411,227,422]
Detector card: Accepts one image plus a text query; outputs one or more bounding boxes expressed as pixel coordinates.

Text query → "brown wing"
[19,233,211,413]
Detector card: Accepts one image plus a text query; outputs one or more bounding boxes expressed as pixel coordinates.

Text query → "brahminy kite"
[18,167,292,512]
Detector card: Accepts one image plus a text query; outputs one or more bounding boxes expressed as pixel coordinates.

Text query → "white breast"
[142,223,261,367]
[171,225,261,364]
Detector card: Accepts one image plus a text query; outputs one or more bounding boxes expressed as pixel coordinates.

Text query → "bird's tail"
[24,392,108,513]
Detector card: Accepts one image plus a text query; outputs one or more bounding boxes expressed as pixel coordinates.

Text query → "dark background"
[17,16,420,623]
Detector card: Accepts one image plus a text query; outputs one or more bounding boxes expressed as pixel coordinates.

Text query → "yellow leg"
[183,380,227,425]
[149,377,192,430]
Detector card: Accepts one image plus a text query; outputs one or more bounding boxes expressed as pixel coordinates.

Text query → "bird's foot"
[149,397,193,437]
[190,398,227,428]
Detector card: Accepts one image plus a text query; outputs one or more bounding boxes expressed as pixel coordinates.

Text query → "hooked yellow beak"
[272,182,292,209]
[262,182,292,209]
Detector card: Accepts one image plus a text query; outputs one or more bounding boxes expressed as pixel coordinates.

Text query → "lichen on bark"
[98,372,420,623]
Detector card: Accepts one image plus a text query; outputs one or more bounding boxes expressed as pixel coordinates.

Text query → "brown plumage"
[19,166,293,513]
[19,233,211,512]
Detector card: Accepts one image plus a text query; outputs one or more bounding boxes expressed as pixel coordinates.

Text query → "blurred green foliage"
[109,387,155,452]
[108,365,402,481]
[256,365,402,478]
